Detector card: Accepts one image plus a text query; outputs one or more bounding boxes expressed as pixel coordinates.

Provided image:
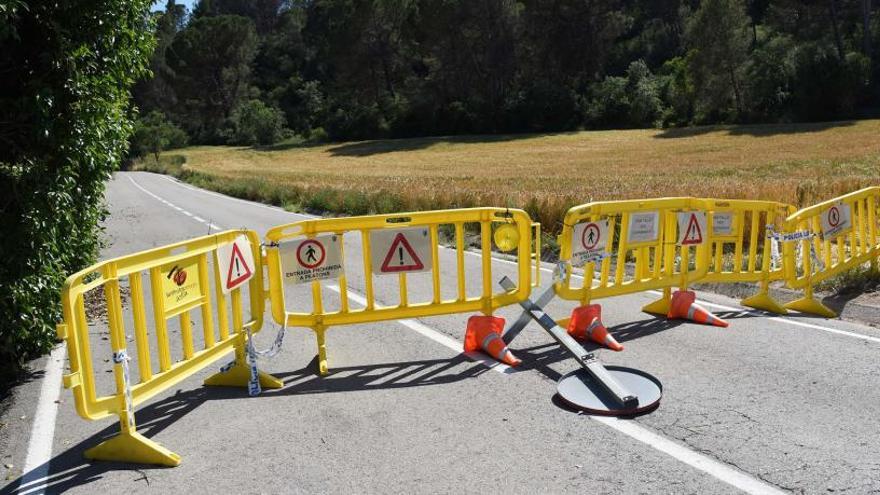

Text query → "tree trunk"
[728,65,743,119]
[830,0,845,59]
[863,0,873,61]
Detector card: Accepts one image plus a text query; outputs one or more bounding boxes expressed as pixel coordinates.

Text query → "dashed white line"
[127,175,224,231]
[136,172,793,494]
[326,285,514,374]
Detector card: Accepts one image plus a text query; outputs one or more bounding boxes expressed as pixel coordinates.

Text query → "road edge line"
[17,345,66,493]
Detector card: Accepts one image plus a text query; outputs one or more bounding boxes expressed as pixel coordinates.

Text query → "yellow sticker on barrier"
[160,257,202,312]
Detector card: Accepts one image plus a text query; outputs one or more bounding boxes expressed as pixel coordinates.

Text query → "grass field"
[140,120,880,234]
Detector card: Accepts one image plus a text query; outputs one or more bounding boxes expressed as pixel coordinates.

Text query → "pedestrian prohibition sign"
[280,234,344,285]
[677,212,707,246]
[297,240,325,269]
[820,202,851,239]
[571,219,608,267]
[370,227,432,275]
[215,234,255,293]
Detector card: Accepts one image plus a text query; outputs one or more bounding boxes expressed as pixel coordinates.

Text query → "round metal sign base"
[556,366,662,416]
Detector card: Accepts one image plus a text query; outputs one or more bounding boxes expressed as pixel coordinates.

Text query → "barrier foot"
[85,430,181,467]
[203,363,283,389]
[641,295,670,316]
[784,297,837,318]
[741,292,788,315]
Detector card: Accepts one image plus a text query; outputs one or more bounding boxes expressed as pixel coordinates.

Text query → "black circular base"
[556,366,663,416]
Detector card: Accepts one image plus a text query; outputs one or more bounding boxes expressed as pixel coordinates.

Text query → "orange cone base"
[464,315,521,366]
[567,305,624,351]
[668,290,729,327]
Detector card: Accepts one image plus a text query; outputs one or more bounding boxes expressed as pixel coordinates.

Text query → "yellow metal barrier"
[57,230,280,466]
[697,199,795,314]
[782,186,880,317]
[556,198,712,315]
[265,208,534,375]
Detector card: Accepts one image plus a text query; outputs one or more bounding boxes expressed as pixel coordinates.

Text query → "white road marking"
[157,174,308,217]
[593,416,786,495]
[482,251,880,344]
[326,285,514,374]
[127,176,225,231]
[17,345,66,494]
[686,297,880,344]
[135,173,795,493]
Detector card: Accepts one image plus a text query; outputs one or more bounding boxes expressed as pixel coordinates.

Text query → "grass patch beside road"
[135,120,880,234]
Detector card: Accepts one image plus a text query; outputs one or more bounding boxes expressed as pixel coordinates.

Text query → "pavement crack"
[133,469,151,486]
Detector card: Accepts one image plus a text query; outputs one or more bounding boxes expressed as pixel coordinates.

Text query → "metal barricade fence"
[697,199,794,314]
[781,186,880,317]
[555,198,711,315]
[264,208,535,375]
[56,230,277,466]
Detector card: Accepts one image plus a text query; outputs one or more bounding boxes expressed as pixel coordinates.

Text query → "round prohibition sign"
[297,239,326,269]
[827,206,841,227]
[581,222,601,250]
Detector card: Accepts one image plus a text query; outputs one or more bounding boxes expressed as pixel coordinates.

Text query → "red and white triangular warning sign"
[370,227,433,275]
[677,212,706,246]
[381,233,425,272]
[216,234,256,293]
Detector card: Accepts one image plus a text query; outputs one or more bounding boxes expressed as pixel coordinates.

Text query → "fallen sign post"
[499,276,662,416]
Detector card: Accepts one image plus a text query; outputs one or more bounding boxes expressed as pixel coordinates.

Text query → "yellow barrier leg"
[742,280,788,315]
[204,333,283,389]
[85,419,181,467]
[315,326,329,376]
[642,287,671,316]
[784,285,836,318]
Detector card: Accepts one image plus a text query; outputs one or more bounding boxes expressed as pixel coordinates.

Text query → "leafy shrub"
[130,111,189,161]
[0,0,154,389]
[227,99,288,146]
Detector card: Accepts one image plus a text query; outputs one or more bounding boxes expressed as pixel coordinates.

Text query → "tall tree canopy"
[131,0,879,147]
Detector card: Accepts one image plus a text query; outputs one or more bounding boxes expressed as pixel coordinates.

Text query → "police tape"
[766,227,814,242]
[766,227,825,272]
[112,349,135,428]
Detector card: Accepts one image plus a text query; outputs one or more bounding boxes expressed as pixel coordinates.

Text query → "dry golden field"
[154,120,880,231]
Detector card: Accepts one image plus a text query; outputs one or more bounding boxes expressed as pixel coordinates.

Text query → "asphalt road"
[3,171,880,494]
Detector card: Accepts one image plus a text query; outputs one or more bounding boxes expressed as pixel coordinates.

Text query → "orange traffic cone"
[463,315,521,366]
[566,304,624,351]
[668,290,728,327]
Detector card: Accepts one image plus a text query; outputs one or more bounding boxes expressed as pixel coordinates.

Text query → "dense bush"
[227,99,288,145]
[0,0,153,388]
[131,111,189,160]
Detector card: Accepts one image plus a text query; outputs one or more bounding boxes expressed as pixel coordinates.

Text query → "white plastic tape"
[112,350,135,427]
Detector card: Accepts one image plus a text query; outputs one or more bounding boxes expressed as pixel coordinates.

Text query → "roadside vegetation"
[134,119,880,234]
[0,1,153,389]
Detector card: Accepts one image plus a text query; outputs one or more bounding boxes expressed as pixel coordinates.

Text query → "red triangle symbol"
[381,233,425,272]
[226,243,253,289]
[682,213,703,245]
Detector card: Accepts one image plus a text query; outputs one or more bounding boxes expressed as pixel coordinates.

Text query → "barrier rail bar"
[782,186,880,317]
[696,199,794,314]
[56,230,279,466]
[265,208,534,375]
[556,198,711,316]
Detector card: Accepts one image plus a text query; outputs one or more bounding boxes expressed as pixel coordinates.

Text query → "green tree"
[227,99,287,145]
[0,0,154,387]
[685,0,752,121]
[167,15,258,142]
[131,111,189,161]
